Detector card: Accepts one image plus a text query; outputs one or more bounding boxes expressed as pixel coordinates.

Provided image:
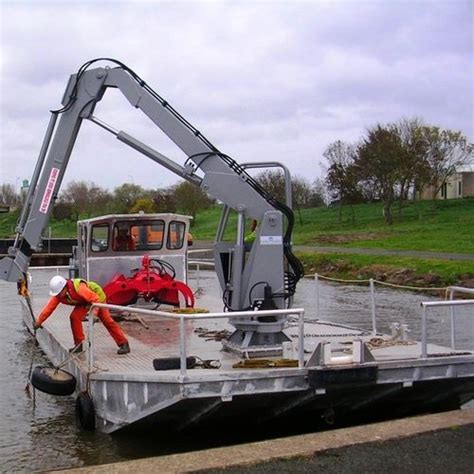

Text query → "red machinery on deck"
[103,255,195,308]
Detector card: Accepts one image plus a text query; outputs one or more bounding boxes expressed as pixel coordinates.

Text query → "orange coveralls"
[36,281,128,346]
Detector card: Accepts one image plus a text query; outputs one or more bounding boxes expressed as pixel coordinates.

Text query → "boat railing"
[187,258,214,290]
[421,298,474,358]
[314,274,474,348]
[87,303,306,377]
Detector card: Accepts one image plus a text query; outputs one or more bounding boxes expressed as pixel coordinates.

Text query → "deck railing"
[421,291,474,358]
[88,303,306,377]
[314,274,474,353]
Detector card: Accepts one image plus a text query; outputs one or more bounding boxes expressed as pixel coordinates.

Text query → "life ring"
[30,365,76,396]
[75,392,96,431]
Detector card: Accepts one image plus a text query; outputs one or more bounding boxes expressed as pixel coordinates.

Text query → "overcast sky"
[0,0,472,193]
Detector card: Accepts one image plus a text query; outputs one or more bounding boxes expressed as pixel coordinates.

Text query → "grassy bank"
[2,198,473,286]
[296,252,474,288]
[192,198,474,254]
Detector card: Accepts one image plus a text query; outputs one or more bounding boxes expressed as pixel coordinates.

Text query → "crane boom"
[0,59,303,351]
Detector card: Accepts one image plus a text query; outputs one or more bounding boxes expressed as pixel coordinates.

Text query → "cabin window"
[167,221,186,250]
[113,220,165,251]
[90,225,109,252]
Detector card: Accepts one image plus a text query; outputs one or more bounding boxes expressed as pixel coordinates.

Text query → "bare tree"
[420,127,473,199]
[172,181,213,222]
[0,184,20,209]
[394,118,430,211]
[355,125,404,225]
[323,140,362,222]
[60,181,112,219]
[152,188,177,213]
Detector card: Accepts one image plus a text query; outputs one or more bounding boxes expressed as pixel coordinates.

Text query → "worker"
[114,228,135,251]
[34,275,130,355]
[244,219,258,249]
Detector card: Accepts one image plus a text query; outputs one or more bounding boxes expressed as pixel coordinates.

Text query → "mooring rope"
[313,273,449,293]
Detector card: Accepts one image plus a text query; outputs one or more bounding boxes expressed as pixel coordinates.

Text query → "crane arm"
[0,60,302,323]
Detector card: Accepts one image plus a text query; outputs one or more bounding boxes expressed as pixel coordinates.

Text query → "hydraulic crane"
[0,59,304,353]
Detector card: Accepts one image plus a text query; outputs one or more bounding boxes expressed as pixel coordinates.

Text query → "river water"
[0,268,472,471]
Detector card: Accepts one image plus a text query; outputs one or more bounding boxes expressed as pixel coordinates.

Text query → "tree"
[419,127,473,199]
[152,188,177,213]
[60,181,111,220]
[310,178,329,207]
[52,201,74,220]
[172,181,213,222]
[0,184,20,209]
[255,170,317,208]
[393,118,431,211]
[355,125,405,225]
[113,183,149,213]
[130,197,156,213]
[323,140,362,222]
[256,170,287,204]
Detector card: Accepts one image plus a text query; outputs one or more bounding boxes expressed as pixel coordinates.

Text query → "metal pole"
[196,263,200,290]
[48,227,51,254]
[421,305,427,358]
[180,316,187,377]
[315,273,320,320]
[87,308,94,373]
[449,288,456,350]
[298,311,305,368]
[369,278,376,335]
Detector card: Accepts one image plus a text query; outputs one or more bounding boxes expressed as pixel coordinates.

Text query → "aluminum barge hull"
[21,276,474,434]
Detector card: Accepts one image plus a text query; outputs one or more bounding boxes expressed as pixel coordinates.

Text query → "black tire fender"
[30,365,76,396]
[75,392,96,431]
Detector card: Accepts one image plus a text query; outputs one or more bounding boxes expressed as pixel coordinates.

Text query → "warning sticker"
[260,235,283,245]
[39,167,59,214]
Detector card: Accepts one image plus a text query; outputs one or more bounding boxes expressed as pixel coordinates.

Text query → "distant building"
[421,165,474,200]
[0,205,10,213]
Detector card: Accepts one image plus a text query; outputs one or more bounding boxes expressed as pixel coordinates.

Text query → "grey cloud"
[0,1,472,190]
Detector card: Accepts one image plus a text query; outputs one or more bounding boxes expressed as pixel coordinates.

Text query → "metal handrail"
[421,299,474,358]
[88,303,306,376]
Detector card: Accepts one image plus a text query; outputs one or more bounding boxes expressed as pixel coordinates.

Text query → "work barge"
[1,59,473,433]
[22,263,474,433]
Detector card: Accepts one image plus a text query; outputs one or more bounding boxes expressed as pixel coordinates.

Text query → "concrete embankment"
[56,409,474,473]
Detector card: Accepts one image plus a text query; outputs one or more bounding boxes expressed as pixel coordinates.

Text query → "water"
[0,269,472,471]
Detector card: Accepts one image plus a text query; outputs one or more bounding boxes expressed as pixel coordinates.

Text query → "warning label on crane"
[260,235,283,245]
[39,167,59,214]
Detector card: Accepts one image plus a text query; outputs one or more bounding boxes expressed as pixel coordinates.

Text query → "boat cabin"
[69,213,192,287]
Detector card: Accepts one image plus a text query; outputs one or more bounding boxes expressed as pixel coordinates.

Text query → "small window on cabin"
[113,220,165,251]
[90,225,109,252]
[167,221,186,250]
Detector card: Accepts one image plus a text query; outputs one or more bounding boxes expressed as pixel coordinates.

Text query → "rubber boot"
[117,342,130,355]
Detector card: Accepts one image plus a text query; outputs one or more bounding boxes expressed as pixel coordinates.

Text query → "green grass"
[293,198,474,253]
[192,198,474,254]
[2,198,473,284]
